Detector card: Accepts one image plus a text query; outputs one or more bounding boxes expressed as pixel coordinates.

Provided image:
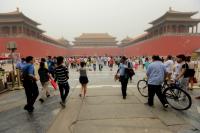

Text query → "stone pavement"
[1,66,200,133]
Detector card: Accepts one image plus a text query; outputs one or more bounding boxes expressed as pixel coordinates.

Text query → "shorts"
[79,76,89,85]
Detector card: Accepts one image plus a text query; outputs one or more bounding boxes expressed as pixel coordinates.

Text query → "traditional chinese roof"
[121,36,133,43]
[75,33,116,40]
[0,8,41,27]
[149,8,199,25]
[57,37,71,47]
[73,33,118,47]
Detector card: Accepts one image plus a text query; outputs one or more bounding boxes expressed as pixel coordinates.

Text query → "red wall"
[124,35,200,57]
[69,47,122,56]
[0,37,69,57]
[1,35,200,58]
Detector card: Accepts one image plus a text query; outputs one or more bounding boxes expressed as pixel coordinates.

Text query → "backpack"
[127,62,135,77]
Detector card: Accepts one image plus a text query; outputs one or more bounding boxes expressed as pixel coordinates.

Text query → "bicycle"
[137,78,169,97]
[137,79,192,110]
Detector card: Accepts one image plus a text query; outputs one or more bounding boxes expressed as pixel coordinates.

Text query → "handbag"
[114,74,120,81]
[49,77,58,90]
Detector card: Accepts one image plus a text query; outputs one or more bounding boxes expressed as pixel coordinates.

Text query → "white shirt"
[164,60,174,73]
[172,62,182,79]
[142,58,145,64]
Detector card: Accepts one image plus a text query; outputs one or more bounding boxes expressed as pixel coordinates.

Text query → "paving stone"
[81,95,140,105]
[48,99,82,133]
[78,104,155,121]
[73,118,172,133]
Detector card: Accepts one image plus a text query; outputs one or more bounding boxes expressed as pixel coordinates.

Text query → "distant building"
[71,33,121,56]
[73,33,118,47]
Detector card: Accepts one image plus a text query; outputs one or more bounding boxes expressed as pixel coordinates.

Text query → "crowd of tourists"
[15,54,200,112]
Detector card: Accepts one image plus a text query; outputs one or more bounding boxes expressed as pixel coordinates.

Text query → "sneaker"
[25,106,34,113]
[24,105,29,111]
[123,96,126,100]
[189,88,193,91]
[195,96,200,99]
[46,94,50,98]
[79,94,82,97]
[28,107,34,113]
[60,101,66,108]
[164,104,169,108]
[39,98,44,103]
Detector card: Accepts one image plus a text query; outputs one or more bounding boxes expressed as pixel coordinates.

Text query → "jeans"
[23,80,39,108]
[58,82,70,102]
[148,84,167,106]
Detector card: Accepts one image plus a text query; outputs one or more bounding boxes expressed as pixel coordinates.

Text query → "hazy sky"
[1,0,200,42]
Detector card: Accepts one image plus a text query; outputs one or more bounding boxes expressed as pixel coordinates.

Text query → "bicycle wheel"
[163,86,192,110]
[137,80,148,97]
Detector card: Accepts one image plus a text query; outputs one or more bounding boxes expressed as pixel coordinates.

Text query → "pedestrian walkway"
[48,85,173,133]
[0,66,200,133]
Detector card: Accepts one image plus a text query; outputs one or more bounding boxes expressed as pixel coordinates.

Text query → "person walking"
[78,62,89,98]
[146,55,168,108]
[186,56,196,90]
[16,58,26,70]
[47,56,56,78]
[97,57,103,71]
[92,57,97,71]
[164,55,174,80]
[38,62,50,103]
[176,55,190,93]
[22,56,39,112]
[144,57,150,70]
[127,59,135,83]
[108,56,114,71]
[116,56,129,99]
[55,56,70,108]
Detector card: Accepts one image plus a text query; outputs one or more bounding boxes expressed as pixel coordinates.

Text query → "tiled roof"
[149,8,198,25]
[0,9,40,25]
[77,33,115,39]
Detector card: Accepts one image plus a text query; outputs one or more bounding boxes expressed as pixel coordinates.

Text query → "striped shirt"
[55,65,69,84]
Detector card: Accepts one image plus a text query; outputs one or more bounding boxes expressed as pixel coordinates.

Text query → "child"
[38,62,50,103]
[78,62,89,98]
[55,56,70,107]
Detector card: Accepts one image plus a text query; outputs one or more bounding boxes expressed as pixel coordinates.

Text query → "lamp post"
[6,42,17,88]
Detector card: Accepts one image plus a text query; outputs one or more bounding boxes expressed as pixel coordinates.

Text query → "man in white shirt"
[164,55,174,80]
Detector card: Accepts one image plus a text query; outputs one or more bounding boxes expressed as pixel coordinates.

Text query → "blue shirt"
[147,61,166,85]
[16,61,26,70]
[119,63,127,76]
[22,63,35,76]
[47,60,55,72]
